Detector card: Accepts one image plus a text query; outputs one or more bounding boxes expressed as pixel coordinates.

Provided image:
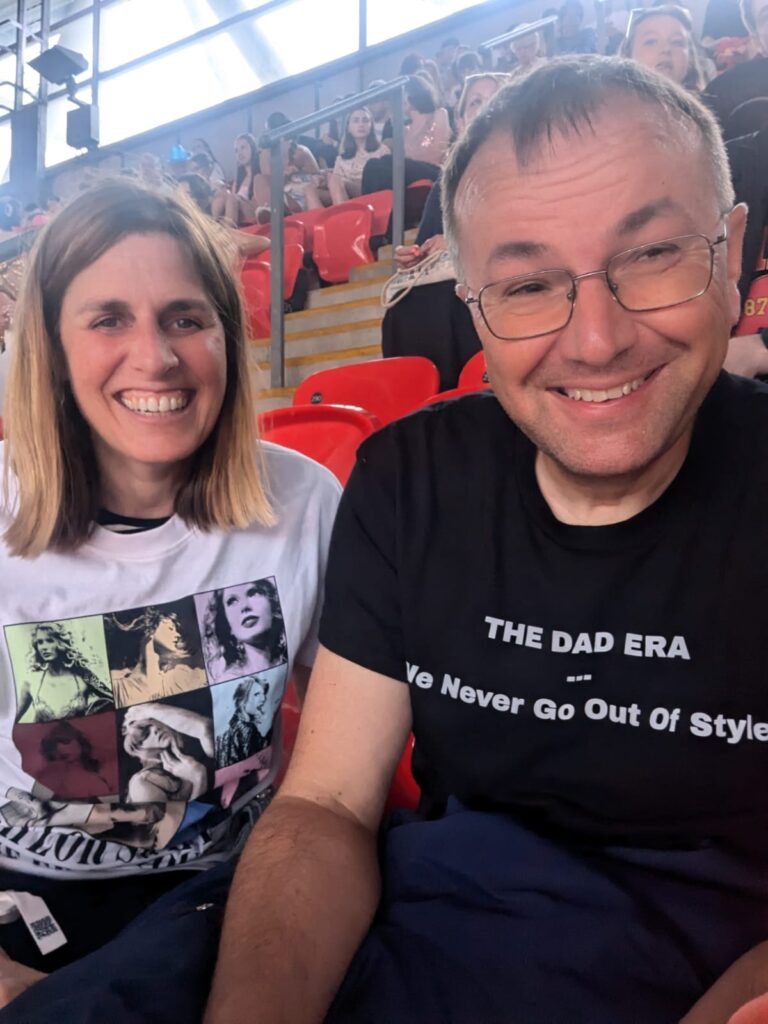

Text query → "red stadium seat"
[294,356,440,426]
[257,403,380,485]
[365,189,393,236]
[312,201,375,283]
[241,262,271,339]
[249,242,305,300]
[458,350,490,391]
[385,735,420,812]
[241,220,306,248]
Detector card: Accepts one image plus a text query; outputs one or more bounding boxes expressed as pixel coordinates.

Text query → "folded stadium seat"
[257,404,380,485]
[250,242,306,302]
[405,178,436,228]
[293,356,440,426]
[240,220,306,248]
[240,262,271,339]
[385,735,421,813]
[312,200,375,283]
[458,350,491,391]
[286,207,327,253]
[364,189,394,237]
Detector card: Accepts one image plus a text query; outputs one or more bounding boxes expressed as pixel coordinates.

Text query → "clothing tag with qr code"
[5,891,67,955]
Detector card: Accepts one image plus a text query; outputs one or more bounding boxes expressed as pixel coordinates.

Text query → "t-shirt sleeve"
[293,464,343,670]
[319,432,406,682]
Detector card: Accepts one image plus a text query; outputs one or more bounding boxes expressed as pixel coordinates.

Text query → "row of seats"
[239,182,435,336]
[258,353,489,810]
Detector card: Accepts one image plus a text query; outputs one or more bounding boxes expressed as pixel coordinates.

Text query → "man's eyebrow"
[488,239,550,265]
[616,198,680,236]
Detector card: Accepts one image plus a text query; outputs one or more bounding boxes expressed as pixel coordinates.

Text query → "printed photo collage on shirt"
[0,578,288,850]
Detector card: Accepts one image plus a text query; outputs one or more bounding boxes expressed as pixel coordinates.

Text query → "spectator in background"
[211,132,262,226]
[177,173,270,259]
[366,82,393,143]
[383,73,509,390]
[399,52,425,76]
[361,75,449,193]
[0,198,22,240]
[621,6,707,90]
[556,0,598,53]
[190,138,226,189]
[449,50,485,105]
[328,107,390,204]
[436,36,461,76]
[703,0,768,128]
[189,152,224,191]
[403,74,452,167]
[266,110,337,171]
[509,26,549,77]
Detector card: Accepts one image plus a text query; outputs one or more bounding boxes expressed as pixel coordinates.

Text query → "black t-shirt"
[319,374,768,852]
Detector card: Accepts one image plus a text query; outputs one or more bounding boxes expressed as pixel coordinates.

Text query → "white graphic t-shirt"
[0,443,341,878]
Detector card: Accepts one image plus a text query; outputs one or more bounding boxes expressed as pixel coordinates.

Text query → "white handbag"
[381,249,456,309]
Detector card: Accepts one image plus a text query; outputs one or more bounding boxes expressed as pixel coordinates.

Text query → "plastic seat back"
[312,201,374,283]
[257,403,380,484]
[240,262,271,339]
[385,735,420,813]
[364,189,394,236]
[294,356,440,426]
[251,242,305,300]
[458,350,490,390]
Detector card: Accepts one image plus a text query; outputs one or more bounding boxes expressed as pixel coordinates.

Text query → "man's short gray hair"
[442,56,734,275]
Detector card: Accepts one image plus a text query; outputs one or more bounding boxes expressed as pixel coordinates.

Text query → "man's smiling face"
[454,98,746,482]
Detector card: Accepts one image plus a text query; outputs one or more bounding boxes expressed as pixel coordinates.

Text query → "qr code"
[30,916,57,940]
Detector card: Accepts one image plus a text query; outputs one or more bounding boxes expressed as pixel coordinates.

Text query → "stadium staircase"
[253,229,417,412]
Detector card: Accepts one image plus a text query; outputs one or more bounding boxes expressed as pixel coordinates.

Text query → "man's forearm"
[204,795,381,1024]
[680,942,768,1024]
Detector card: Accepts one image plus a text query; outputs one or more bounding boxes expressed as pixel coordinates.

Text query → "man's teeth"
[562,375,647,403]
[120,394,189,414]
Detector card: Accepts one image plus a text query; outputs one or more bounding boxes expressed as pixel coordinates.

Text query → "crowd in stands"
[0,1,768,1022]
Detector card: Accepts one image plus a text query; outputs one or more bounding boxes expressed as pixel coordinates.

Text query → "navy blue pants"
[328,802,768,1024]
[0,860,234,1024]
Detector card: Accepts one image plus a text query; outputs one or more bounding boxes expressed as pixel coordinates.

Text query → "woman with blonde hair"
[0,178,339,1020]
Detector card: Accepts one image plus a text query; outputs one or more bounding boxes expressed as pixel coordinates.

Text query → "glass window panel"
[0,51,16,112]
[366,0,482,45]
[51,0,94,23]
[99,0,270,71]
[0,116,10,185]
[45,84,93,166]
[98,3,358,146]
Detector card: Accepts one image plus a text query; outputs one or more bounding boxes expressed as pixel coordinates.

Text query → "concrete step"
[254,386,296,414]
[253,317,382,363]
[307,277,384,310]
[281,295,382,336]
[350,261,392,283]
[255,342,382,390]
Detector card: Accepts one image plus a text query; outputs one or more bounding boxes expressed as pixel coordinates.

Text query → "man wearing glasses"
[207,58,768,1024]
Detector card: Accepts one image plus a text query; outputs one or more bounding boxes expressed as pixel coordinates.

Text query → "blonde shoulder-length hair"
[4,179,273,558]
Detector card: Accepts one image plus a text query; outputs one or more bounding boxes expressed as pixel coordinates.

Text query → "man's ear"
[455,282,468,302]
[725,202,748,328]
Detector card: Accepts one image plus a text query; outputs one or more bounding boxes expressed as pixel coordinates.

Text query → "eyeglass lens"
[478,235,715,341]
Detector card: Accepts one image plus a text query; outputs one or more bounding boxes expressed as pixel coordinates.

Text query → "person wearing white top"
[0,180,340,1020]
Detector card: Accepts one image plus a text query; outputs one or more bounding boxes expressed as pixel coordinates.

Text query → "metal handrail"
[479,16,559,55]
[259,77,409,389]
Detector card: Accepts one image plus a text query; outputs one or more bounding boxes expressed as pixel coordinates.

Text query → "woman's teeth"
[120,393,189,414]
[562,374,648,403]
